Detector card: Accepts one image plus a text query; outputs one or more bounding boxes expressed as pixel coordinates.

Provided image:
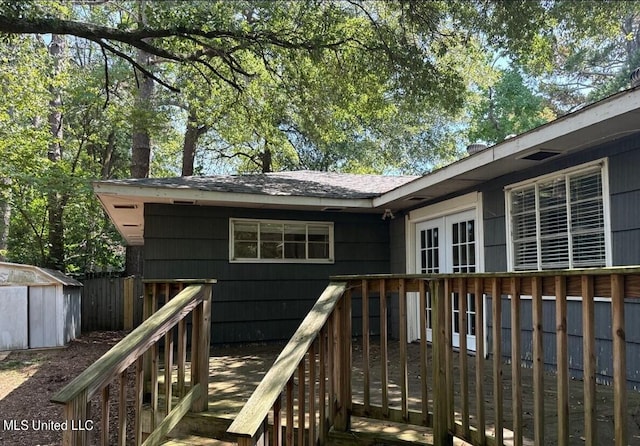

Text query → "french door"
[415,209,478,351]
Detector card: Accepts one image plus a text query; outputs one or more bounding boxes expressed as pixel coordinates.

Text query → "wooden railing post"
[611,274,627,446]
[333,288,352,431]
[124,276,135,330]
[431,278,453,446]
[191,284,212,413]
[582,275,596,446]
[62,389,89,446]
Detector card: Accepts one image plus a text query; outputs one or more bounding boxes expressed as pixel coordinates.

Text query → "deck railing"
[229,268,640,446]
[227,282,350,446]
[51,280,214,446]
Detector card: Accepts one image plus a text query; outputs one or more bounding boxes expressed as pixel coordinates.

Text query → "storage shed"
[0,262,82,350]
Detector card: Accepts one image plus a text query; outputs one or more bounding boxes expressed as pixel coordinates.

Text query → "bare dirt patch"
[0,331,125,446]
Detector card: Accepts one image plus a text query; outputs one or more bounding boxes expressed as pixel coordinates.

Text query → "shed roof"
[0,262,82,287]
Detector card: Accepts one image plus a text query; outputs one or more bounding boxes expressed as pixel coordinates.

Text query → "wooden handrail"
[52,284,207,405]
[227,281,347,443]
[331,266,640,280]
[51,281,214,446]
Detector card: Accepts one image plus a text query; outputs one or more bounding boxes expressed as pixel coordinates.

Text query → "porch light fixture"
[381,209,395,220]
[631,66,640,88]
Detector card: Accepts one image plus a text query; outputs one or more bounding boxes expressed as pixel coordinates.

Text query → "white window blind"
[509,165,606,271]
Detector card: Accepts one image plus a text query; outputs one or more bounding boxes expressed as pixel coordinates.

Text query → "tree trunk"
[182,109,199,176]
[101,131,116,179]
[181,108,209,177]
[46,34,65,271]
[260,146,272,173]
[126,3,154,276]
[130,51,154,179]
[0,179,10,260]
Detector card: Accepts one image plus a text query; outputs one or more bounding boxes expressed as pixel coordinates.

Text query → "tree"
[0,30,132,273]
[0,1,560,175]
[518,1,640,111]
[0,0,597,274]
[467,68,556,146]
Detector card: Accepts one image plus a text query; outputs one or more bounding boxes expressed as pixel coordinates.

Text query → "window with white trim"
[230,219,334,262]
[507,162,609,271]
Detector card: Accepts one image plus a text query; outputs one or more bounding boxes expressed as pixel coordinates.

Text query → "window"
[507,162,609,271]
[230,219,334,262]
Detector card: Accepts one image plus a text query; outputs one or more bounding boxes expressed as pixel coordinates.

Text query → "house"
[95,86,640,385]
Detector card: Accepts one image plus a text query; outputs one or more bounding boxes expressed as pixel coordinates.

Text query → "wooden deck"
[165,339,640,446]
[53,273,640,446]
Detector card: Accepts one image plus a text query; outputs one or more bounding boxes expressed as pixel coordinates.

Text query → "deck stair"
[158,410,441,446]
[161,434,235,446]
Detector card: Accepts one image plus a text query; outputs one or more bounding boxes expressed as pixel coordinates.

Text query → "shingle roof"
[102,170,419,200]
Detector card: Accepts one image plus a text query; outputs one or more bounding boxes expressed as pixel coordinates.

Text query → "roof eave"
[94,182,376,246]
[374,87,640,210]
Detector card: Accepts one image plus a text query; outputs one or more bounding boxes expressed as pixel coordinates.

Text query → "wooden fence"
[81,276,144,332]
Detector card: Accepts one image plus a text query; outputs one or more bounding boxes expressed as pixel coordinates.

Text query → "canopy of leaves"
[0,0,623,273]
[467,68,556,145]
[0,0,562,174]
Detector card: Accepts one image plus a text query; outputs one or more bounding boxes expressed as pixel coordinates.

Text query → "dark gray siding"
[475,132,640,387]
[487,296,640,389]
[479,132,640,270]
[389,215,407,274]
[144,204,390,343]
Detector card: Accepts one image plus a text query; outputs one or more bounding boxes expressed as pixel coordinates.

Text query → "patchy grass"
[0,354,47,371]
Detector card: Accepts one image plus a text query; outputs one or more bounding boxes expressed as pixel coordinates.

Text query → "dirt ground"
[0,331,126,446]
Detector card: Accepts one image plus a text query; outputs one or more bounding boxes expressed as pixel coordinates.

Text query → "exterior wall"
[0,286,28,350]
[479,132,640,272]
[477,132,640,387]
[487,296,640,389]
[63,286,82,342]
[144,204,390,343]
[29,285,59,348]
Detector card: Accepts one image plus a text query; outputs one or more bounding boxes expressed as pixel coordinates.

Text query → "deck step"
[161,434,235,446]
[328,417,434,446]
[327,417,471,446]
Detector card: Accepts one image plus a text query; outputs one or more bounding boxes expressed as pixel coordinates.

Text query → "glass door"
[415,219,443,342]
[446,211,477,351]
[415,209,478,351]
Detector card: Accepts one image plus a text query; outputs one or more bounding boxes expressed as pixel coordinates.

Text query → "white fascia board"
[93,182,374,209]
[375,88,640,208]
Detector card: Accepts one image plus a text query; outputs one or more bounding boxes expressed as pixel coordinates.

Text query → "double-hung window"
[506,161,610,271]
[230,218,334,263]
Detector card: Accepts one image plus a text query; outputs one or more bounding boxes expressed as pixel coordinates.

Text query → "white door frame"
[405,192,486,353]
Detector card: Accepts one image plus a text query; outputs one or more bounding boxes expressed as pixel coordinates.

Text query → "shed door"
[0,286,28,350]
[29,286,58,348]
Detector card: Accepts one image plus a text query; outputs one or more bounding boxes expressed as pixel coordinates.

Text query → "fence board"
[81,276,144,332]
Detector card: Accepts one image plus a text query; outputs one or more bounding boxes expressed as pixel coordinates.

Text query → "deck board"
[169,340,640,445]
